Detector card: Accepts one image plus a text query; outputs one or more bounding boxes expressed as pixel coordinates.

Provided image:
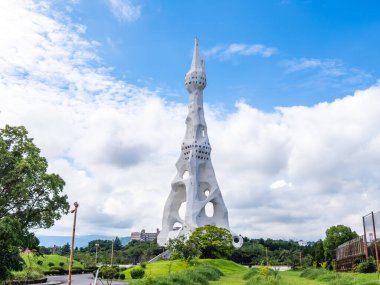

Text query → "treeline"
[40,238,163,267]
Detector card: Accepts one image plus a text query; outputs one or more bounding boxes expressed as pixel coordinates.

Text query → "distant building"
[131,229,160,242]
[298,240,308,247]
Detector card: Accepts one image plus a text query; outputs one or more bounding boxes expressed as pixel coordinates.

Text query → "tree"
[61,243,71,256]
[313,240,325,267]
[188,225,235,259]
[114,236,122,250]
[0,125,69,280]
[167,235,199,261]
[323,225,358,263]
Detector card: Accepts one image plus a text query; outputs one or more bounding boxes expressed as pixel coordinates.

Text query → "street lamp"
[95,243,99,265]
[68,202,79,285]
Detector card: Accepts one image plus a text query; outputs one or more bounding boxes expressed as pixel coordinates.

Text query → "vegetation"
[323,225,358,263]
[168,225,235,261]
[130,267,145,279]
[0,125,69,281]
[356,257,377,273]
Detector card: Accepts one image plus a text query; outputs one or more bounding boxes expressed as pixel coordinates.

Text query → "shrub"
[357,257,377,273]
[11,270,44,281]
[140,262,147,268]
[37,260,43,266]
[49,266,66,274]
[100,267,119,279]
[48,262,55,267]
[193,265,223,281]
[243,268,259,280]
[130,267,145,279]
[119,273,125,280]
[59,262,65,267]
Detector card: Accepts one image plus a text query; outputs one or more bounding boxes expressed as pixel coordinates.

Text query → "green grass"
[123,261,380,285]
[21,254,83,271]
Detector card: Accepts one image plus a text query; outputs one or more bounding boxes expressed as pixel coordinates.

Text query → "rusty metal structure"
[336,211,380,272]
[336,236,366,272]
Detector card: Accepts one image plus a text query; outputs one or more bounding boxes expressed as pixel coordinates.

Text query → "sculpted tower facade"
[157,39,243,248]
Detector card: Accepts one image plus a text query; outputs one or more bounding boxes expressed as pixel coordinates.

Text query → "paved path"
[33,274,129,285]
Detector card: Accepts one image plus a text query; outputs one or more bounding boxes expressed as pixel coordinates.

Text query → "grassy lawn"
[21,254,83,271]
[121,260,380,285]
[280,271,327,285]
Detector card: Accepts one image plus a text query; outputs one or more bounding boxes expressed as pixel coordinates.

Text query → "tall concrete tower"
[157,39,243,248]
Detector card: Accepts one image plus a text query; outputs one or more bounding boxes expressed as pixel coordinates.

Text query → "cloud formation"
[107,0,141,22]
[1,1,380,241]
[204,43,277,59]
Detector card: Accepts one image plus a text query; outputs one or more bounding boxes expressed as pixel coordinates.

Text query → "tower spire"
[157,39,243,249]
[191,38,203,71]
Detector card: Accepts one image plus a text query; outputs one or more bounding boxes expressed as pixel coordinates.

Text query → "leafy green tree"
[0,125,69,280]
[168,235,199,261]
[313,240,325,266]
[114,236,122,250]
[0,218,24,280]
[61,242,71,256]
[188,225,235,259]
[323,225,358,263]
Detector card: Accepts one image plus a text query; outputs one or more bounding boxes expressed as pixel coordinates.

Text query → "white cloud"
[107,0,141,22]
[1,0,380,242]
[285,58,346,75]
[204,43,277,60]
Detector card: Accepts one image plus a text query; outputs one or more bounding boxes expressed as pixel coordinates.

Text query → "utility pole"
[266,247,269,266]
[68,202,79,285]
[371,211,379,271]
[95,243,99,265]
[299,251,302,266]
[111,239,115,267]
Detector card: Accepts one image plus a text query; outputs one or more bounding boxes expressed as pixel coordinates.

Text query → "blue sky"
[1,0,380,241]
[61,0,380,110]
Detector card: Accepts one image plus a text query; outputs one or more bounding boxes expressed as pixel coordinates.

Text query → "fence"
[336,211,380,272]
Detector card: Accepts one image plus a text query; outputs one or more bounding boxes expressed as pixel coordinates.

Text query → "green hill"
[21,254,83,271]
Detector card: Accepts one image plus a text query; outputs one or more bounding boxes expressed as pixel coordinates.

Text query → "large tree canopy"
[323,224,358,262]
[0,125,69,229]
[0,125,69,280]
[189,225,235,259]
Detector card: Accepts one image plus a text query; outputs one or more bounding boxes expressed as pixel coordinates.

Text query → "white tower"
[157,39,243,248]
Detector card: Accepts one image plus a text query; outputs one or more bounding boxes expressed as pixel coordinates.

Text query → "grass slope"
[21,254,83,271]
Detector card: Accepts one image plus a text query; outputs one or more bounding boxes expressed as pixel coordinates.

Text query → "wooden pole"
[95,243,99,265]
[363,215,369,258]
[68,202,79,285]
[111,239,115,267]
[371,211,379,271]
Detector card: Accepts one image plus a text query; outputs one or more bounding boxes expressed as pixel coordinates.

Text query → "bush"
[100,267,119,279]
[59,262,65,267]
[37,260,43,266]
[130,267,145,279]
[357,257,377,273]
[49,266,66,274]
[119,273,125,280]
[48,262,55,267]
[243,268,259,280]
[11,270,44,281]
[140,262,147,268]
[193,266,223,281]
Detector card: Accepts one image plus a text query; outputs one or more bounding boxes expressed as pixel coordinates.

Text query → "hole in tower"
[202,129,205,137]
[173,222,182,231]
[178,202,186,220]
[204,189,209,198]
[205,202,214,217]
[182,170,189,179]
